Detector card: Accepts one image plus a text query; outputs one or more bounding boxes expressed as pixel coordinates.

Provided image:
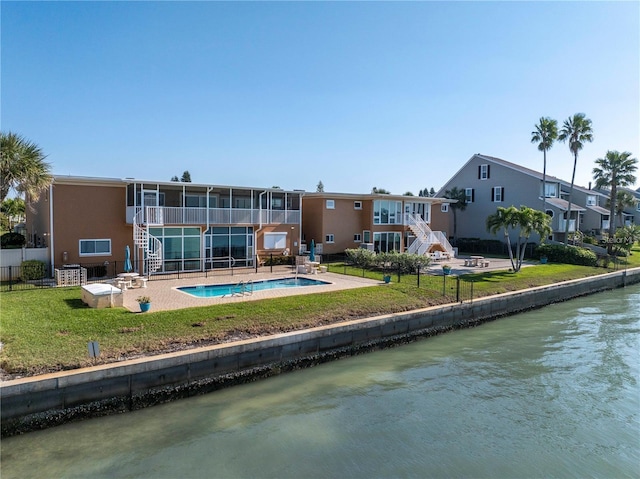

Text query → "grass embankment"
[1,249,638,378]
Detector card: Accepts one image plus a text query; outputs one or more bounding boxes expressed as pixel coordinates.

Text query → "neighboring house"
[618,187,640,227]
[301,192,453,256]
[27,176,303,275]
[436,154,604,244]
[568,184,611,237]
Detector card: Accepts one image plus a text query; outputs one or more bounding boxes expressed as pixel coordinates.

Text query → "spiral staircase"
[133,208,163,274]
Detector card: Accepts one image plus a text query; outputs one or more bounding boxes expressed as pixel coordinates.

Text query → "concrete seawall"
[2,268,639,437]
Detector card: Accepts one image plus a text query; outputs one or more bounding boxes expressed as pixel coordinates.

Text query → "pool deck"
[122,269,381,312]
[121,257,519,312]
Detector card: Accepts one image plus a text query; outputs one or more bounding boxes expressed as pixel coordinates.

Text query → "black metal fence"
[0,255,301,292]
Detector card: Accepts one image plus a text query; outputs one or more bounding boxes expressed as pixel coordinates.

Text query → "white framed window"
[465,188,474,203]
[264,232,287,250]
[586,195,596,206]
[441,203,449,213]
[479,164,490,180]
[79,239,111,256]
[353,233,361,242]
[326,200,335,209]
[544,183,557,198]
[373,200,403,224]
[325,234,335,243]
[354,201,362,210]
[492,187,504,202]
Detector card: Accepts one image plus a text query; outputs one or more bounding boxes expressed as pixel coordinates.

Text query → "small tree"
[371,187,391,194]
[316,180,324,192]
[486,206,551,272]
[443,187,467,243]
[593,150,637,252]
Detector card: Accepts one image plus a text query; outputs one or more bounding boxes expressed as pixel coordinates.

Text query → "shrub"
[21,260,46,280]
[374,251,431,274]
[535,244,597,266]
[1,232,26,249]
[344,248,377,268]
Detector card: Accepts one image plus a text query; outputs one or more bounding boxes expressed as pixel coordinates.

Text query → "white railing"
[133,208,163,274]
[127,206,300,225]
[558,219,577,232]
[405,213,455,257]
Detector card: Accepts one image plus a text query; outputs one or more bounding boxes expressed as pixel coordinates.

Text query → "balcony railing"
[127,206,300,226]
[557,219,577,232]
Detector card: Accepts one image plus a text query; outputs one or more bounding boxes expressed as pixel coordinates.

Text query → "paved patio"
[118,256,522,313]
[120,268,381,312]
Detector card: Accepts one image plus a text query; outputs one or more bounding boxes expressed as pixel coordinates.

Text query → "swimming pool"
[178,277,330,298]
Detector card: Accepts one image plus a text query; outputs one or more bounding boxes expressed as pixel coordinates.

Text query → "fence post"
[456,276,460,302]
[442,274,446,297]
[255,255,258,273]
[270,254,273,273]
[417,265,420,288]
[8,265,12,292]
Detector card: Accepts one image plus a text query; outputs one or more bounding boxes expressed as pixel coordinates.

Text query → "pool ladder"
[228,280,253,297]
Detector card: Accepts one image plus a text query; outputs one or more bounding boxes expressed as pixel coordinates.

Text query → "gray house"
[437,154,602,244]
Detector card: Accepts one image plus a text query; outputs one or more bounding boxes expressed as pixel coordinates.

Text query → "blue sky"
[3,1,639,194]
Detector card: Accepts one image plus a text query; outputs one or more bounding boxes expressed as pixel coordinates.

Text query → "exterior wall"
[440,156,543,241]
[26,190,50,249]
[429,203,452,240]
[50,184,131,268]
[301,198,324,252]
[256,225,300,257]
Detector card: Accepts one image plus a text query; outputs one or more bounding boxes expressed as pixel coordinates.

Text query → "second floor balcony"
[127,206,300,226]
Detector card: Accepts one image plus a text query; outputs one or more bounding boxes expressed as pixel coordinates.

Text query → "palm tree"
[593,150,638,251]
[486,206,551,272]
[1,197,26,230]
[0,132,52,204]
[531,117,558,214]
[558,113,593,245]
[443,186,467,243]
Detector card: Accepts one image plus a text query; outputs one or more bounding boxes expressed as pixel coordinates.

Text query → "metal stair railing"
[133,207,163,274]
[405,213,455,257]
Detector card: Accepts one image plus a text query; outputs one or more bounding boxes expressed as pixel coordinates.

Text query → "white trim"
[79,239,112,256]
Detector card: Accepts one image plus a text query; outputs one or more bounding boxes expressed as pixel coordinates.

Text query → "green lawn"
[1,247,638,378]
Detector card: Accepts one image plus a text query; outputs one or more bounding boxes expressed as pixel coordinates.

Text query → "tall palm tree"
[486,205,551,272]
[531,117,558,215]
[593,150,638,249]
[443,186,467,243]
[0,132,52,204]
[558,113,593,245]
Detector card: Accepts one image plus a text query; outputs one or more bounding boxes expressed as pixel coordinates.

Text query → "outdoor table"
[117,272,139,290]
[470,256,484,267]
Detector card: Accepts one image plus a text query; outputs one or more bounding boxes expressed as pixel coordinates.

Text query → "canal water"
[2,284,639,478]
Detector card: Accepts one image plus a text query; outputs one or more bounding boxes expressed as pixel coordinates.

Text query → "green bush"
[1,232,26,249]
[345,248,377,268]
[536,244,597,266]
[21,260,46,280]
[264,254,293,266]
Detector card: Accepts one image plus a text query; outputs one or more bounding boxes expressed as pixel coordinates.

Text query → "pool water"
[178,277,330,298]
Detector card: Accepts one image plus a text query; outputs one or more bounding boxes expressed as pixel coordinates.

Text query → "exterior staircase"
[405,213,455,257]
[133,207,163,274]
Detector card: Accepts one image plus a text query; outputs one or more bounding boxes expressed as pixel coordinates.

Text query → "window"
[264,232,287,250]
[325,234,335,243]
[326,199,335,209]
[586,195,596,206]
[363,230,371,243]
[492,187,504,202]
[79,239,111,256]
[545,209,554,218]
[373,232,401,253]
[636,201,640,212]
[373,200,402,224]
[354,201,362,210]
[441,203,449,213]
[465,188,475,203]
[184,195,208,207]
[479,164,490,180]
[353,233,361,242]
[544,183,557,198]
